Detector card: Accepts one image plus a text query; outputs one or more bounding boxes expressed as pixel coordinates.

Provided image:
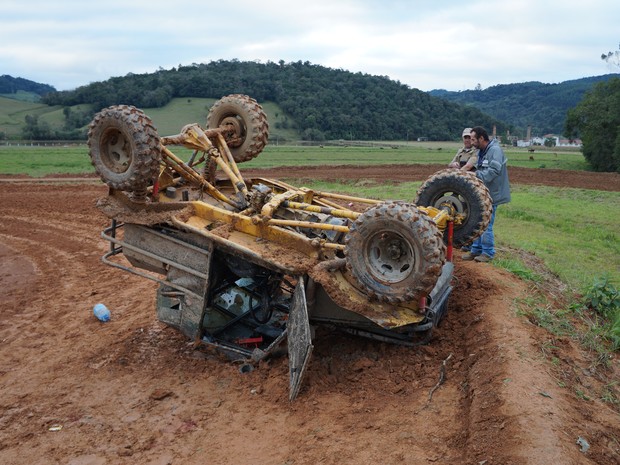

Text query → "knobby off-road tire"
[415,169,493,247]
[88,105,162,192]
[207,94,269,163]
[344,202,445,304]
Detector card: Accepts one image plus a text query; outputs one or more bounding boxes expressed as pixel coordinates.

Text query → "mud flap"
[287,277,314,401]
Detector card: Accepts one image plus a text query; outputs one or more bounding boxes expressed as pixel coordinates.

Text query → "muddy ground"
[0,165,618,465]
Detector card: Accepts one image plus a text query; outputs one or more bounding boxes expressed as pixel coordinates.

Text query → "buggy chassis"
[88,95,492,399]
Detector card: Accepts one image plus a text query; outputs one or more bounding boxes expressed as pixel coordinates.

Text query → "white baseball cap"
[462,128,472,138]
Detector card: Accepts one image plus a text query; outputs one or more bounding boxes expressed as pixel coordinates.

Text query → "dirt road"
[0,166,618,465]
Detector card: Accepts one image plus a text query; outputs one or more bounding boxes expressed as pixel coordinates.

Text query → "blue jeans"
[470,205,497,258]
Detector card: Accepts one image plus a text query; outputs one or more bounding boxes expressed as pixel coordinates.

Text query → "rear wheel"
[344,202,445,304]
[207,94,269,163]
[415,169,492,247]
[88,105,162,192]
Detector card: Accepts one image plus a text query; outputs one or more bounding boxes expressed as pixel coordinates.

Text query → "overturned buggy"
[88,95,492,399]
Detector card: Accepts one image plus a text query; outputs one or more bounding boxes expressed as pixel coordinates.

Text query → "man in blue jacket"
[462,126,511,262]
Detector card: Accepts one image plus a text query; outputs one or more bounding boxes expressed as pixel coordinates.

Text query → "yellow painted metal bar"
[267,218,350,232]
[190,201,320,257]
[161,124,214,151]
[161,125,248,198]
[283,200,360,220]
[300,189,349,210]
[216,133,246,187]
[211,151,247,195]
[260,190,300,218]
[322,242,345,251]
[303,194,355,211]
[422,206,452,231]
[160,146,238,208]
[300,188,381,205]
[172,216,311,274]
[160,145,203,184]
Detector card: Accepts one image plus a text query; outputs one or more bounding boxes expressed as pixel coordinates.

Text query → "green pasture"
[498,185,619,289]
[0,96,300,143]
[0,143,589,176]
[243,144,588,170]
[142,98,302,143]
[0,144,91,176]
[143,98,215,135]
[0,96,59,137]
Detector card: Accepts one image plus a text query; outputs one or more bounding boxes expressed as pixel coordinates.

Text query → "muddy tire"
[207,94,269,163]
[344,202,445,304]
[415,169,492,247]
[88,105,162,191]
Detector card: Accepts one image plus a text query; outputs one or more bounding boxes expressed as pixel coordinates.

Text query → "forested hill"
[429,74,620,136]
[0,75,56,101]
[40,60,504,141]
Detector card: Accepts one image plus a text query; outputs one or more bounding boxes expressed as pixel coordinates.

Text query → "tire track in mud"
[0,184,161,460]
[0,212,108,382]
[220,270,520,465]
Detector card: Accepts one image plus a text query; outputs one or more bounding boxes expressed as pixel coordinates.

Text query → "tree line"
[0,75,56,96]
[41,60,504,142]
[429,74,620,137]
[565,77,620,172]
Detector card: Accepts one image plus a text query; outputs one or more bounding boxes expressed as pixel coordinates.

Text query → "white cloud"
[0,0,618,91]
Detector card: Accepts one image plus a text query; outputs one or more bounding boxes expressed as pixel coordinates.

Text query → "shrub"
[583,275,620,350]
[584,275,620,318]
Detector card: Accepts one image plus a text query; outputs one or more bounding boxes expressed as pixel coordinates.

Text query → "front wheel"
[344,202,445,304]
[415,169,492,247]
[207,94,269,163]
[87,105,162,192]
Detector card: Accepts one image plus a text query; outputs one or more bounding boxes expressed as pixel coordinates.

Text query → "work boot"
[461,252,480,261]
[474,254,493,263]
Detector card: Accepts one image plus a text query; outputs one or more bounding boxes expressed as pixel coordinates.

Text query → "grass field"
[0,143,589,175]
[244,144,589,170]
[0,96,60,138]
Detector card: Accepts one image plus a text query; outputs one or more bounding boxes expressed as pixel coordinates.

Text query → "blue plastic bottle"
[93,303,111,322]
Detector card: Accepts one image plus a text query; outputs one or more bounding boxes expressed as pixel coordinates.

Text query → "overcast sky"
[1,0,618,92]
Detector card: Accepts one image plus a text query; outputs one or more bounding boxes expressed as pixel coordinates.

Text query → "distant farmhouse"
[516,135,581,148]
[544,134,582,147]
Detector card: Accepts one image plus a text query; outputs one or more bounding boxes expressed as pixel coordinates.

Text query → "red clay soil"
[0,167,619,465]
[5,164,620,192]
[242,164,620,192]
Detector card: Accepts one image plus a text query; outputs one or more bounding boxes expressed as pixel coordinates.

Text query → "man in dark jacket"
[462,126,511,262]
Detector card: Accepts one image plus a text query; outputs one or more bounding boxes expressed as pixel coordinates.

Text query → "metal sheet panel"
[287,278,313,401]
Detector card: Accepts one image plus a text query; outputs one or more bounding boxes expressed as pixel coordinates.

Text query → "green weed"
[575,389,592,401]
[601,382,619,405]
[494,256,542,282]
[583,275,620,319]
[581,275,620,350]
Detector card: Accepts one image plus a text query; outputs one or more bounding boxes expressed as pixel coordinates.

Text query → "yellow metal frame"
[157,125,459,257]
